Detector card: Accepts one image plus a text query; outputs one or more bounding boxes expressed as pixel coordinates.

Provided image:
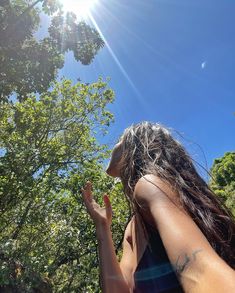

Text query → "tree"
[0,79,130,292]
[0,0,104,101]
[210,152,235,216]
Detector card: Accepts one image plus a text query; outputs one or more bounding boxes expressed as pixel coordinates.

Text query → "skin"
[82,141,235,293]
[106,141,123,177]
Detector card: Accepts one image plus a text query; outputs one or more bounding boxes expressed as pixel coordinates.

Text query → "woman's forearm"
[96,224,130,293]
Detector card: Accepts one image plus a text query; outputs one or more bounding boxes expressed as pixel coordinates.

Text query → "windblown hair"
[119,121,235,268]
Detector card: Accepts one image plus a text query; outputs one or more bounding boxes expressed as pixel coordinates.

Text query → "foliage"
[0,0,104,101]
[210,152,235,216]
[0,79,130,292]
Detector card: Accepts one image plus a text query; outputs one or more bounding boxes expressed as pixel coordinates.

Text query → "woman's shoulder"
[134,174,182,209]
[134,174,175,196]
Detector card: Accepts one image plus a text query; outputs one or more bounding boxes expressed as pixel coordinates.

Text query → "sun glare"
[61,0,99,19]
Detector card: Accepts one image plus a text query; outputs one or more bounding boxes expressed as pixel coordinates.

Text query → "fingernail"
[103,195,108,202]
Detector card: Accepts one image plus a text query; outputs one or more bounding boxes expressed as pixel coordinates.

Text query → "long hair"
[119,121,235,268]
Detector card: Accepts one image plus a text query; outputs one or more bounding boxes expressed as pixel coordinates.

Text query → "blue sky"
[39,0,235,175]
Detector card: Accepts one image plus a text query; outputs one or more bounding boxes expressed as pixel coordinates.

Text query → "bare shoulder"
[134,174,181,208]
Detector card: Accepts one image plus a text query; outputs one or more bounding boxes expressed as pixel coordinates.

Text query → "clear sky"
[39,0,235,175]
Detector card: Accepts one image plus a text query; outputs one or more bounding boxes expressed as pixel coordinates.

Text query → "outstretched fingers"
[81,183,113,226]
[103,194,112,219]
[81,181,93,202]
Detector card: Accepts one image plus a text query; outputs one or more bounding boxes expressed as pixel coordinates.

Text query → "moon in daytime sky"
[201,61,207,69]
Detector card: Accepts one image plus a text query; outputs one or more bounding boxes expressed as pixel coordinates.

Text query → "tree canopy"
[0,2,130,291]
[0,78,130,292]
[210,152,235,216]
[0,0,133,291]
[0,0,104,101]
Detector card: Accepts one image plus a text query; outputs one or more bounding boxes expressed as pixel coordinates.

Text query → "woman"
[82,121,235,293]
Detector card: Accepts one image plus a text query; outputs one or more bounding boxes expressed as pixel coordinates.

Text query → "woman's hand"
[81,181,112,229]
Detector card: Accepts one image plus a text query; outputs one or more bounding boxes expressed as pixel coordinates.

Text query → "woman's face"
[106,141,123,177]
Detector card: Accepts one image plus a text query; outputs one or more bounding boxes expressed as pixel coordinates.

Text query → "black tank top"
[133,219,184,292]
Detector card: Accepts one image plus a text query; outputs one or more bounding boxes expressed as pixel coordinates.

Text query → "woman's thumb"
[103,194,112,218]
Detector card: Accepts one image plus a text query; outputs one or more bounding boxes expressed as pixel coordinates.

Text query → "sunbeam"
[88,11,144,104]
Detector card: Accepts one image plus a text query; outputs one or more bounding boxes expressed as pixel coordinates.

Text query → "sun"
[61,0,99,19]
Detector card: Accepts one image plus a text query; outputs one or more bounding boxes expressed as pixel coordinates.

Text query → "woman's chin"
[106,167,119,178]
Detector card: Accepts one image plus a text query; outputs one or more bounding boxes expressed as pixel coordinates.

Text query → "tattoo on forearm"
[192,249,203,261]
[173,249,203,275]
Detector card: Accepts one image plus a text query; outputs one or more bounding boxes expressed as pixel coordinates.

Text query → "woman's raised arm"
[133,175,235,293]
[82,182,131,293]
